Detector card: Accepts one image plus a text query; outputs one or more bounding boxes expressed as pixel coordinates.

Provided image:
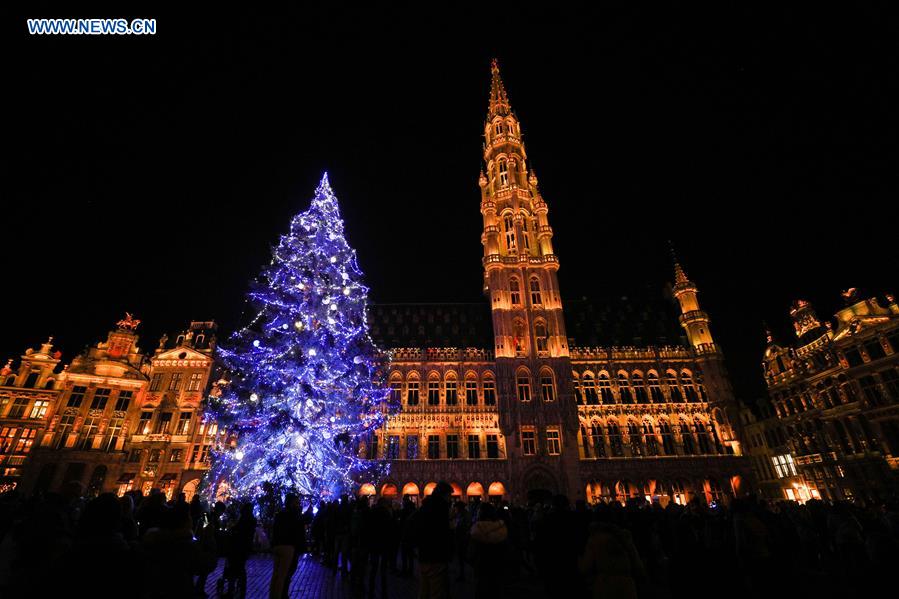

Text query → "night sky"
[6,5,897,404]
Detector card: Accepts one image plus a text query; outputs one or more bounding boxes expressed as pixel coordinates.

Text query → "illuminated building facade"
[760,291,899,503]
[0,338,61,491]
[361,61,749,505]
[19,318,218,501]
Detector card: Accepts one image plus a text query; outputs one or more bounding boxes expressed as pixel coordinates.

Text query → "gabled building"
[0,338,62,491]
[19,317,218,501]
[761,291,899,502]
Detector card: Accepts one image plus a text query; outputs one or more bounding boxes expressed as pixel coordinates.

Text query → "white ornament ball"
[308,348,317,357]
[250,393,259,402]
[330,256,337,263]
[253,340,261,348]
[235,450,245,460]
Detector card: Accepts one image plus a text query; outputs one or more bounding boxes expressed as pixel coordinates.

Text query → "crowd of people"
[1,479,898,599]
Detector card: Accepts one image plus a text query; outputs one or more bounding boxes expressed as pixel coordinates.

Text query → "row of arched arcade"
[585,477,743,506]
[358,480,507,503]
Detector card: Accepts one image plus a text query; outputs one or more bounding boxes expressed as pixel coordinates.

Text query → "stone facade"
[759,292,899,503]
[362,61,749,505]
[16,319,218,501]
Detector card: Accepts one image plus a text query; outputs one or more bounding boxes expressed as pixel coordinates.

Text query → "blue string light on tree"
[206,173,396,501]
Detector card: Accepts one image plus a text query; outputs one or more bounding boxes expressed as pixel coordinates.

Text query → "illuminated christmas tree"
[207,173,393,499]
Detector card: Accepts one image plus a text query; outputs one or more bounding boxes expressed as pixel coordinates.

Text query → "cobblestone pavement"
[203,553,544,599]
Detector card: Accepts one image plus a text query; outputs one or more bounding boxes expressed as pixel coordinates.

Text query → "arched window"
[539,369,555,402]
[598,372,614,404]
[535,321,548,354]
[483,375,497,406]
[618,373,632,403]
[648,372,664,403]
[659,421,675,455]
[427,374,441,406]
[580,425,592,458]
[607,422,623,456]
[680,421,696,455]
[503,215,516,252]
[666,371,683,402]
[406,374,420,406]
[529,278,542,305]
[643,421,658,456]
[516,371,531,402]
[590,423,606,457]
[582,374,598,405]
[682,370,699,402]
[696,422,712,453]
[521,218,530,250]
[498,160,509,187]
[494,122,502,136]
[509,278,521,306]
[444,373,458,406]
[389,373,403,404]
[464,373,478,406]
[628,421,644,457]
[513,319,527,356]
[633,373,648,403]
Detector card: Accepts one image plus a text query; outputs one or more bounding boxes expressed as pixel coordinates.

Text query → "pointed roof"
[488,58,512,119]
[669,241,689,284]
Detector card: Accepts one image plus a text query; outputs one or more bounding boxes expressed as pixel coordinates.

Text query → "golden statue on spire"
[116,312,141,331]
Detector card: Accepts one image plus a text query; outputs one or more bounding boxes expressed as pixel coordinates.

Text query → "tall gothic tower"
[672,256,743,454]
[479,60,581,499]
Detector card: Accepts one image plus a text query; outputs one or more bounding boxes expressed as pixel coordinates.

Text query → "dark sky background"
[6,5,897,404]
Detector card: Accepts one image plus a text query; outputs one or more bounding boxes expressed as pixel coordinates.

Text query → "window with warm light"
[177,412,192,435]
[772,454,797,478]
[187,372,203,391]
[29,400,49,419]
[149,374,163,392]
[168,372,183,392]
[390,382,402,403]
[546,429,561,455]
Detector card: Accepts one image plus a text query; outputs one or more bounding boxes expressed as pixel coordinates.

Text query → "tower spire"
[488,58,512,118]
[669,240,689,284]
